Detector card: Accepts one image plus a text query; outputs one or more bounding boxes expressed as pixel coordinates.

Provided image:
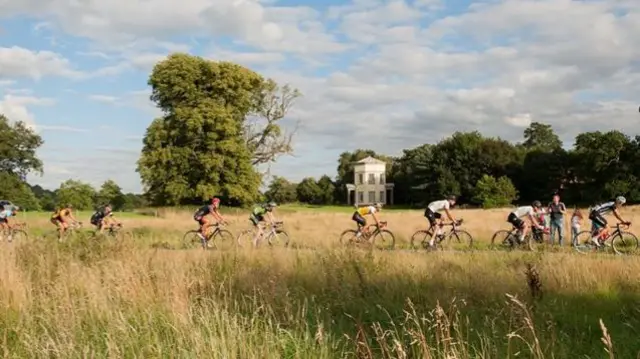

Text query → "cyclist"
[507,201,544,244]
[250,202,277,245]
[424,195,458,247]
[588,196,631,247]
[90,203,121,233]
[352,202,383,238]
[51,204,79,239]
[193,197,226,244]
[0,205,17,241]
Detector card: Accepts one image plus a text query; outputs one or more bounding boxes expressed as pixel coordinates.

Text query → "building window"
[368,191,375,203]
[380,191,385,203]
[358,173,363,184]
[358,191,364,203]
[380,174,385,184]
[368,173,375,184]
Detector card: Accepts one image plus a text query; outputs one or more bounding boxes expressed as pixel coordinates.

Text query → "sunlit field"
[2,206,639,357]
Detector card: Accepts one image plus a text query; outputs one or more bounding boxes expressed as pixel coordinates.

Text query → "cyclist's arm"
[212,209,225,223]
[371,212,381,226]
[266,211,276,224]
[527,213,541,227]
[69,211,78,222]
[443,208,455,222]
[612,208,627,224]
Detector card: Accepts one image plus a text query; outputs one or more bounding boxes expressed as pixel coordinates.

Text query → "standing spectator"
[547,194,567,245]
[570,208,583,247]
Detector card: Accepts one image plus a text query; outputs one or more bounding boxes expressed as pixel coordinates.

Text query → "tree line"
[266,123,639,208]
[1,52,637,210]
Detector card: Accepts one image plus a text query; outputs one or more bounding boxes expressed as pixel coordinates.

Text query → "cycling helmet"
[211,197,220,205]
[616,196,626,204]
[67,203,73,208]
[267,202,277,208]
[374,202,382,209]
[447,195,457,201]
[532,200,541,208]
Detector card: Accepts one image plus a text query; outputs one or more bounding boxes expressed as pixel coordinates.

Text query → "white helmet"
[374,202,382,209]
[616,196,626,204]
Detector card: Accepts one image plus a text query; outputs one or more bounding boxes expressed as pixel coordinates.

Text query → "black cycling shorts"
[588,211,607,229]
[352,211,366,227]
[424,208,441,226]
[507,213,525,229]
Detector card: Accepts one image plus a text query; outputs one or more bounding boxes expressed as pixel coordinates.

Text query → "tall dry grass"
[2,206,639,357]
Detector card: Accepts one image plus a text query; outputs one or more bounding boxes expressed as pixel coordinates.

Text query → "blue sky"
[1,0,639,193]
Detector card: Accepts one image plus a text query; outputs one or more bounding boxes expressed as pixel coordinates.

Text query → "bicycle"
[490,224,549,251]
[0,222,28,243]
[183,222,235,250]
[44,221,84,241]
[236,221,290,248]
[339,221,395,250]
[574,223,638,255]
[410,219,473,250]
[93,222,132,241]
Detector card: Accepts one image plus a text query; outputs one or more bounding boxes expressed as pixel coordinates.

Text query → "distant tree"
[264,176,297,204]
[96,180,126,210]
[296,177,323,204]
[472,175,518,208]
[55,180,96,210]
[522,122,562,151]
[0,115,44,177]
[0,172,40,210]
[316,175,335,204]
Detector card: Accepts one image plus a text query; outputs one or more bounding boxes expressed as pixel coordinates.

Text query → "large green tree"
[55,180,96,210]
[264,176,297,204]
[137,53,299,205]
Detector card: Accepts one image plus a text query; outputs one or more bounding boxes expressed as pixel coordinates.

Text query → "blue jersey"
[591,201,615,215]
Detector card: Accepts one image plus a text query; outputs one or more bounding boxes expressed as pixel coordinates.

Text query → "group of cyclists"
[0,192,632,248]
[349,195,631,248]
[0,202,121,241]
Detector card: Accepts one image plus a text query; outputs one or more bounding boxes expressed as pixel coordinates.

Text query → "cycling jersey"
[356,206,376,216]
[194,205,212,219]
[252,205,268,217]
[511,206,534,218]
[427,200,449,213]
[0,210,12,219]
[52,208,70,219]
[591,202,615,215]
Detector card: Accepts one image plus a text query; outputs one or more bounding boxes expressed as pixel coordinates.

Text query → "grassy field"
[2,206,639,358]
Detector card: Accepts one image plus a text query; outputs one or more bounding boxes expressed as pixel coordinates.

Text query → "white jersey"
[512,206,534,218]
[428,200,450,212]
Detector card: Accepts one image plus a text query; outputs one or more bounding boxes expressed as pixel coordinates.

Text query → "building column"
[347,189,351,205]
[391,190,394,205]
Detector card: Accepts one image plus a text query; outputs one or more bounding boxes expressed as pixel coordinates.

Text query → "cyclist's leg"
[428,213,442,246]
[352,212,366,234]
[0,219,7,240]
[591,214,607,245]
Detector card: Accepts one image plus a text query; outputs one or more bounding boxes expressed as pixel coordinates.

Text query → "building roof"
[355,156,386,165]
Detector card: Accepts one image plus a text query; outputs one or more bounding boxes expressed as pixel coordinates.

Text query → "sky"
[1,0,639,193]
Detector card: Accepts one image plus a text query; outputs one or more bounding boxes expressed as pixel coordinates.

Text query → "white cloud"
[0,46,82,79]
[88,94,119,104]
[0,94,54,128]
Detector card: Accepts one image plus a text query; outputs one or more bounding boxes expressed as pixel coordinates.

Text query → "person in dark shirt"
[547,194,566,245]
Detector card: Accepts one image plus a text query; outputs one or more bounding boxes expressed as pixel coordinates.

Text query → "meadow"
[2,205,639,358]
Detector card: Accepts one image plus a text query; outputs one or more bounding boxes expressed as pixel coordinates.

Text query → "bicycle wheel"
[236,229,256,247]
[410,230,431,250]
[574,230,599,254]
[211,229,235,250]
[268,230,290,247]
[372,229,395,250]
[182,230,204,249]
[448,230,474,249]
[490,230,515,250]
[339,229,359,246]
[611,231,639,255]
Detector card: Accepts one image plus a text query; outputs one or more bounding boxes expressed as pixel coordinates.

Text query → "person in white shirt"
[507,201,544,243]
[424,195,457,246]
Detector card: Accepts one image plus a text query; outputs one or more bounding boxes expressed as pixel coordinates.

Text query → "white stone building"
[345,156,394,206]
